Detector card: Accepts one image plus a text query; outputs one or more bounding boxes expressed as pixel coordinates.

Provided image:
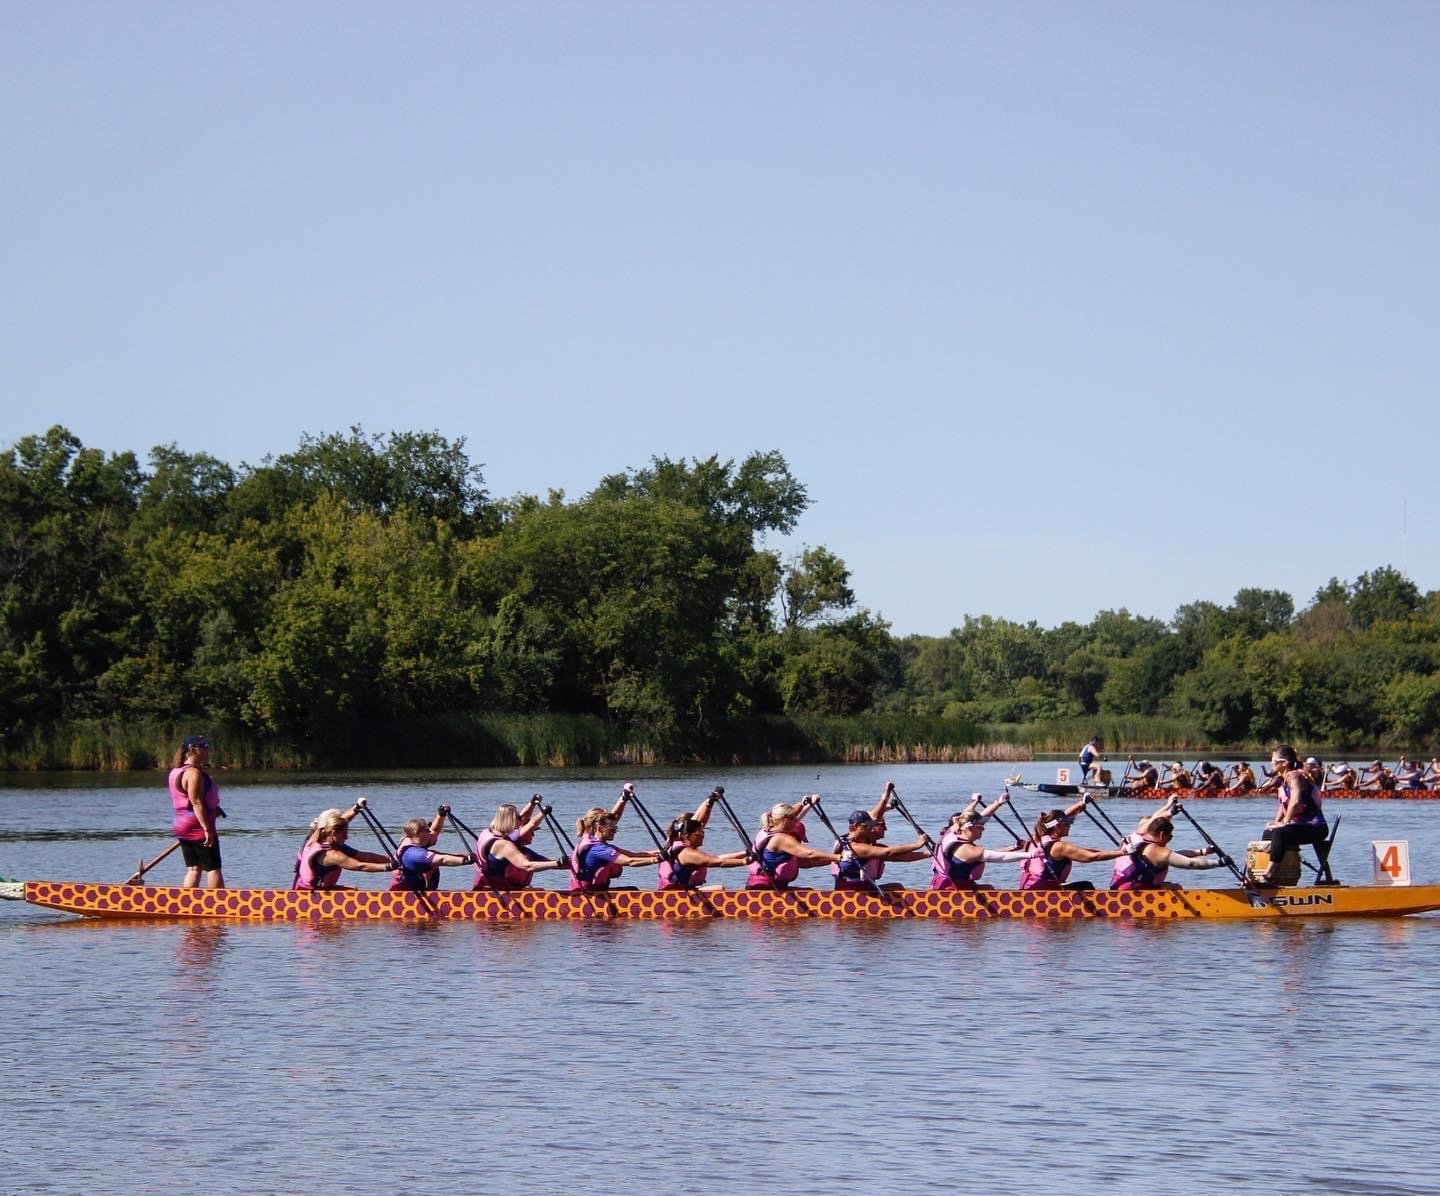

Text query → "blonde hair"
[310,808,348,841]
[575,806,612,837]
[490,804,520,835]
[403,817,430,839]
[762,803,797,831]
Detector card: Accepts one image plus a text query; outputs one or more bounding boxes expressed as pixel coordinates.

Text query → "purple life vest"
[168,766,222,842]
[473,829,535,890]
[746,828,802,888]
[293,837,342,891]
[1110,833,1168,890]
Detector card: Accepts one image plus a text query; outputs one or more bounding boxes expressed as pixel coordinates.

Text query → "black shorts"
[180,839,223,872]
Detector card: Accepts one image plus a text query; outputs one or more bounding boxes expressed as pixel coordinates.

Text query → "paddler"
[1324,761,1358,791]
[930,796,1030,891]
[293,803,395,890]
[1192,762,1225,793]
[1158,761,1194,790]
[1252,745,1328,887]
[390,808,475,891]
[1018,805,1124,891]
[473,801,567,890]
[658,791,749,890]
[1127,759,1160,791]
[1393,757,1425,790]
[745,796,841,889]
[830,805,932,892]
[1225,762,1257,793]
[1359,760,1396,791]
[1109,814,1226,890]
[569,808,661,891]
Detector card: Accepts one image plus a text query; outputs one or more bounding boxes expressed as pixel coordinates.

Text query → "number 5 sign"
[1371,841,1411,887]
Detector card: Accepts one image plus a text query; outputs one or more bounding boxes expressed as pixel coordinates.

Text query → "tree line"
[2,425,1436,766]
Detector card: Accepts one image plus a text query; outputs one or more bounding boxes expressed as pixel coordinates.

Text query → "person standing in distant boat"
[1078,736,1105,784]
[168,734,225,889]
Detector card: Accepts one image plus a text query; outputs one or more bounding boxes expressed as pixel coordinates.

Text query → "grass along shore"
[0,711,1340,772]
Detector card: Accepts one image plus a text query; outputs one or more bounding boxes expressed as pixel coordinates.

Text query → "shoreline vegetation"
[4,425,1438,772]
[0,712,1392,773]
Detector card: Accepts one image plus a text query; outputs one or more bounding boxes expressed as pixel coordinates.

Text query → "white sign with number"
[1057,768,1071,784]
[1371,840,1411,887]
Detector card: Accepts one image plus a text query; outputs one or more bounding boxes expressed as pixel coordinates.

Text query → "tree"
[780,546,855,630]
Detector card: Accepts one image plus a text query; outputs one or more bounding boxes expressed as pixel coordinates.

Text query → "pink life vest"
[657,845,709,890]
[831,841,885,890]
[930,828,984,890]
[746,827,803,888]
[389,837,439,891]
[569,833,625,891]
[1019,836,1072,890]
[1110,833,1168,890]
[473,830,534,890]
[168,766,222,842]
[293,837,342,890]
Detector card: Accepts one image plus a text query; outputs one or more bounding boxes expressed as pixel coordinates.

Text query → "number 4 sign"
[1371,841,1411,887]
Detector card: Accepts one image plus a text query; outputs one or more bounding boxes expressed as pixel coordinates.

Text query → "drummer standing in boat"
[1078,736,1105,784]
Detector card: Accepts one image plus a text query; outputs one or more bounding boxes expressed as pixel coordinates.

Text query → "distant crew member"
[1078,736,1105,784]
[1226,762,1257,793]
[1393,757,1425,790]
[1359,760,1396,792]
[1192,763,1224,793]
[1325,762,1359,792]
[1158,762,1194,790]
[1127,760,1160,791]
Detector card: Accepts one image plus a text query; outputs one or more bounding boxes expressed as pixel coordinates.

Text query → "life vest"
[831,841,885,891]
[1019,836,1071,890]
[1275,772,1326,828]
[473,829,534,890]
[569,834,625,891]
[930,828,983,890]
[167,766,222,842]
[1110,834,1168,890]
[657,846,708,891]
[292,836,343,891]
[746,828,802,889]
[389,840,440,891]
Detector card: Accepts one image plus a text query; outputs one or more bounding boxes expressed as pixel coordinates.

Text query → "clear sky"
[4,2,1436,635]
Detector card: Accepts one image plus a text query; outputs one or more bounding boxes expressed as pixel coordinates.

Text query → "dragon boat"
[1008,781,1440,801]
[4,879,1438,921]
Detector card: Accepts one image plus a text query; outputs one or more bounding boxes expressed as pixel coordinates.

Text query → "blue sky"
[4,2,1436,634]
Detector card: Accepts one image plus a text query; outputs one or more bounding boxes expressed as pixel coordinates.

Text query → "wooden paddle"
[124,840,182,885]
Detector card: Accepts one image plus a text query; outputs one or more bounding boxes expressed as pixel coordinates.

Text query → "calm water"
[3,762,1438,1195]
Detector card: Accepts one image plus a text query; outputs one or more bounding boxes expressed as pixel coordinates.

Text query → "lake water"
[3,762,1438,1195]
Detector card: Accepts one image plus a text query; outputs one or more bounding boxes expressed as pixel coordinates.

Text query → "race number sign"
[1057,768,1071,784]
[1371,841,1411,887]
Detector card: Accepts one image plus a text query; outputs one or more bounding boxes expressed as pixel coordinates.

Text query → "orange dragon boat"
[4,879,1439,921]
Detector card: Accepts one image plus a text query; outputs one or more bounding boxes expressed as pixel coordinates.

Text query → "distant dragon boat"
[3,879,1438,921]
[1007,781,1440,801]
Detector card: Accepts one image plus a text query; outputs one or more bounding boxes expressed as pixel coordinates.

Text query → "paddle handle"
[124,840,182,885]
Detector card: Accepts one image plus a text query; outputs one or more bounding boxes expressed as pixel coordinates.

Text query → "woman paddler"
[658,791,749,890]
[168,734,225,889]
[293,803,395,890]
[831,786,932,891]
[745,796,840,889]
[1252,745,1327,887]
[930,795,1030,891]
[390,808,475,891]
[473,801,567,890]
[1109,813,1225,891]
[570,806,662,891]
[1018,803,1124,891]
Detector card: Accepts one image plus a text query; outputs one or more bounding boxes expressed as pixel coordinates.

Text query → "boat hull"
[11,880,1440,921]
